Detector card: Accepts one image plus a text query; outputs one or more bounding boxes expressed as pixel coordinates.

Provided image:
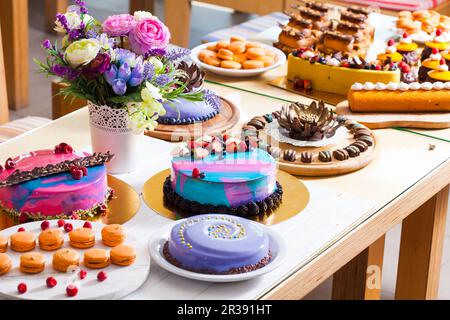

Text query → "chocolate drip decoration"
[0,152,114,188]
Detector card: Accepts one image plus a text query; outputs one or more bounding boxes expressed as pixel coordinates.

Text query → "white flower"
[143,82,163,101]
[54,12,94,34]
[134,11,154,21]
[147,57,164,73]
[64,39,101,68]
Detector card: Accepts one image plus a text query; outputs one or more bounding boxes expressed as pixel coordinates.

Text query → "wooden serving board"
[259,129,379,177]
[336,100,450,129]
[146,97,240,142]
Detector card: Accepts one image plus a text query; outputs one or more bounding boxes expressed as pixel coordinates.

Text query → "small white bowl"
[190,42,286,77]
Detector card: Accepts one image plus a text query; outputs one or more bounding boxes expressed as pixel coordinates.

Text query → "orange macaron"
[52,248,80,272]
[0,253,12,275]
[10,232,36,252]
[69,228,95,249]
[246,47,266,60]
[39,229,64,251]
[243,60,265,69]
[0,235,7,253]
[217,49,234,61]
[102,224,126,247]
[20,252,45,274]
[110,245,136,266]
[83,248,110,269]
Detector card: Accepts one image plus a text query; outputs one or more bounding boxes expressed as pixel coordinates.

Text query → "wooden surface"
[0,24,9,124]
[146,97,240,141]
[0,0,29,110]
[332,235,385,300]
[395,185,450,299]
[51,80,87,119]
[129,0,155,14]
[44,0,68,33]
[336,100,450,130]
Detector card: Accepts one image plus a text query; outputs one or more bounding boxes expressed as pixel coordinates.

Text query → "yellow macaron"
[0,253,12,275]
[52,248,80,272]
[10,232,36,252]
[39,229,64,251]
[69,228,95,249]
[83,248,110,269]
[0,235,8,253]
[101,224,126,247]
[20,252,46,274]
[110,245,136,266]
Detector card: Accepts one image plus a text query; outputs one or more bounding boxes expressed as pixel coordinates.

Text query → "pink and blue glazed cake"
[0,143,113,222]
[163,214,271,274]
[163,135,283,217]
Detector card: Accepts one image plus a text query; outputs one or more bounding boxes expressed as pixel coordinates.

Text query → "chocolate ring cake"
[164,135,283,217]
[163,214,271,274]
[0,143,113,222]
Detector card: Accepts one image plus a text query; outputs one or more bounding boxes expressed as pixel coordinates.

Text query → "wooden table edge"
[259,158,450,300]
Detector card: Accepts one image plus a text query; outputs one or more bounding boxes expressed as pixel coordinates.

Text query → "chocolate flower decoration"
[177,61,205,93]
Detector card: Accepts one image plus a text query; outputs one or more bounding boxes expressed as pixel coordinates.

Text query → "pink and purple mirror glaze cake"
[0,143,114,223]
[164,214,271,274]
[164,135,283,217]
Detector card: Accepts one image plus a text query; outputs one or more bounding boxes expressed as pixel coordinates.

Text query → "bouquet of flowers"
[35,0,217,133]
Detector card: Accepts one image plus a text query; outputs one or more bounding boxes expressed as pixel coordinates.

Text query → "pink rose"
[129,18,171,55]
[102,14,137,37]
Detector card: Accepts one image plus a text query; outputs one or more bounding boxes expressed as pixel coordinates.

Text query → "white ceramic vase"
[88,101,141,174]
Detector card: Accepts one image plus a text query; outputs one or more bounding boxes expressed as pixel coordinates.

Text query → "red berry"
[222,134,229,141]
[57,219,65,227]
[402,32,409,38]
[69,165,79,174]
[64,223,73,232]
[83,221,92,229]
[5,158,15,170]
[40,220,50,231]
[79,269,87,280]
[432,47,439,54]
[71,169,83,180]
[97,271,108,282]
[441,58,446,65]
[342,62,350,68]
[18,213,28,224]
[401,64,411,73]
[54,145,62,154]
[17,283,27,294]
[374,65,382,70]
[0,165,4,173]
[387,39,395,46]
[66,284,78,297]
[80,166,88,176]
[46,277,57,288]
[64,145,73,154]
[436,28,443,36]
[18,227,25,232]
[192,168,201,178]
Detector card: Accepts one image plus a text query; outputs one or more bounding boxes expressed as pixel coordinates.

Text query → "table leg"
[165,0,191,47]
[395,185,449,300]
[44,0,69,33]
[129,0,155,14]
[0,0,29,110]
[332,235,385,300]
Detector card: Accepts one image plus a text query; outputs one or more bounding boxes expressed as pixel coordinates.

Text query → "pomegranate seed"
[57,219,65,227]
[83,221,92,229]
[79,269,87,280]
[97,271,108,282]
[41,220,50,231]
[66,284,78,297]
[64,223,73,232]
[46,277,57,288]
[17,227,25,232]
[17,283,27,294]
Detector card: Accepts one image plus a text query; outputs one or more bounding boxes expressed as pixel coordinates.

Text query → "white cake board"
[0,220,150,300]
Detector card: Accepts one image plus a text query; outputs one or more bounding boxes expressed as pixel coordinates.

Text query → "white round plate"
[0,220,150,300]
[190,42,286,78]
[149,219,286,282]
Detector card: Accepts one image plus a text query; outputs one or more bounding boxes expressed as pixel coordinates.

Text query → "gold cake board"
[142,169,309,225]
[0,175,140,230]
[268,76,346,106]
[336,100,450,129]
[145,97,240,142]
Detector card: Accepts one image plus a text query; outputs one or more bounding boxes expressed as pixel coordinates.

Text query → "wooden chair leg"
[52,80,87,119]
[165,0,191,47]
[0,24,9,124]
[332,235,386,300]
[395,185,449,300]
[44,0,69,33]
[129,0,155,13]
[0,0,29,110]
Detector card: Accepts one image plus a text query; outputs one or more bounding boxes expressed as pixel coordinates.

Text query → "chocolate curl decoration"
[0,152,114,188]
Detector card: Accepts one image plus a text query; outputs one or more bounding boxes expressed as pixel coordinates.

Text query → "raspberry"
[18,227,25,232]
[46,277,57,288]
[64,223,73,232]
[192,168,201,178]
[83,221,92,229]
[5,158,15,170]
[57,219,65,227]
[436,28,443,36]
[80,166,88,176]
[41,220,50,231]
[432,47,439,54]
[441,58,446,65]
[97,271,108,282]
[64,145,73,154]
[387,39,395,46]
[374,65,382,70]
[17,283,27,294]
[401,64,411,73]
[66,284,78,297]
[69,165,79,175]
[0,165,3,173]
[402,32,409,38]
[79,269,87,280]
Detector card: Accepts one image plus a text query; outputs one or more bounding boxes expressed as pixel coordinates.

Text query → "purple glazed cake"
[163,214,271,274]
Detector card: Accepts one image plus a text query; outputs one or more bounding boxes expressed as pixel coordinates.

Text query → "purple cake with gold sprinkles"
[163,214,271,274]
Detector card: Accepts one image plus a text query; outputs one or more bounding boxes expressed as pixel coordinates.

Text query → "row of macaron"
[350,81,450,91]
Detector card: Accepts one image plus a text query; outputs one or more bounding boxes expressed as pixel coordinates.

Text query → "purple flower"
[42,39,52,50]
[74,0,88,14]
[104,65,118,85]
[128,62,144,87]
[85,29,99,39]
[114,48,136,65]
[56,13,70,33]
[50,64,80,81]
[118,62,131,82]
[112,78,127,95]
[165,48,190,61]
[143,62,155,80]
[82,53,111,77]
[155,74,170,87]
[204,89,221,110]
[144,47,167,59]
